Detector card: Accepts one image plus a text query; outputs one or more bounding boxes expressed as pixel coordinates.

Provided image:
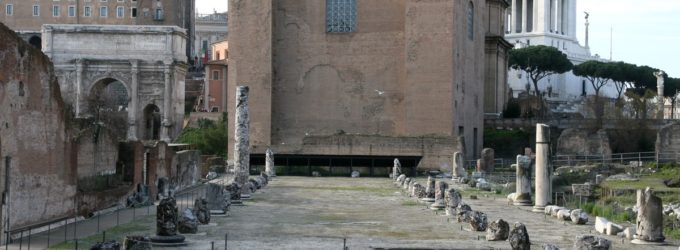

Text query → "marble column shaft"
[533,124,551,212]
[127,60,139,141]
[514,155,532,206]
[234,86,250,186]
[160,63,172,142]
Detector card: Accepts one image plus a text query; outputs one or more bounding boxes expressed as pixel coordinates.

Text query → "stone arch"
[28,36,41,49]
[143,104,161,140]
[88,77,130,113]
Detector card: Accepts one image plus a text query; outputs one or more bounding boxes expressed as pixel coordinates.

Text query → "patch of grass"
[401,200,419,206]
[577,202,634,224]
[48,215,153,249]
[602,178,672,192]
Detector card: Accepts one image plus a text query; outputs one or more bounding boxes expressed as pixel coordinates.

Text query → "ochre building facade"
[227,0,510,171]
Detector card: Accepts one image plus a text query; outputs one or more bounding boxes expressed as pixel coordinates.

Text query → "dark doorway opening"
[249,154,421,177]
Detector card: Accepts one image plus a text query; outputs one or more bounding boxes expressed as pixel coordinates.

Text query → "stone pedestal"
[392,158,402,180]
[430,181,448,210]
[206,183,228,214]
[150,197,186,245]
[234,86,250,186]
[513,155,532,206]
[480,148,495,173]
[632,187,665,244]
[421,176,436,202]
[533,124,551,213]
[445,188,462,216]
[193,198,210,224]
[452,152,466,182]
[226,182,242,205]
[265,148,276,178]
[508,222,530,250]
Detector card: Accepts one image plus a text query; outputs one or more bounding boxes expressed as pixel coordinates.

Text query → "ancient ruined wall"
[556,129,612,158]
[0,23,77,231]
[657,123,680,154]
[75,128,120,178]
[171,150,201,190]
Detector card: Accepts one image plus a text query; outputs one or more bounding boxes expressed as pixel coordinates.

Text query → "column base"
[532,206,546,213]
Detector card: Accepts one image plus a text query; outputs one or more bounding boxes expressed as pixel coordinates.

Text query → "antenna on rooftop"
[609,26,613,60]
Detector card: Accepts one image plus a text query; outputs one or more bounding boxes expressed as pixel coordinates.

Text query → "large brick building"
[227,0,511,173]
[1,0,195,58]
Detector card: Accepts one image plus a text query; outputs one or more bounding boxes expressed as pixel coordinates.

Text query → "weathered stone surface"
[156,197,179,236]
[622,227,636,240]
[572,183,594,197]
[412,183,426,199]
[573,235,611,250]
[452,151,466,180]
[634,187,665,243]
[351,171,360,178]
[396,174,406,186]
[90,240,121,250]
[594,217,608,234]
[479,148,495,173]
[570,209,589,225]
[178,208,199,234]
[123,236,151,250]
[475,178,491,191]
[509,222,530,250]
[225,182,242,204]
[393,158,402,180]
[550,206,565,217]
[514,155,532,206]
[456,204,473,223]
[606,222,623,236]
[542,244,559,250]
[234,86,251,186]
[265,148,276,178]
[422,176,435,202]
[544,205,556,215]
[469,211,488,231]
[193,198,211,224]
[445,188,462,216]
[250,178,262,190]
[206,183,228,212]
[431,181,448,210]
[534,123,551,212]
[556,129,611,159]
[243,181,256,194]
[127,185,152,208]
[557,209,572,221]
[486,219,509,241]
[403,178,411,190]
[259,172,269,186]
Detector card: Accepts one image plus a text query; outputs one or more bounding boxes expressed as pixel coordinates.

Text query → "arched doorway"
[28,36,41,49]
[143,104,161,140]
[89,78,130,140]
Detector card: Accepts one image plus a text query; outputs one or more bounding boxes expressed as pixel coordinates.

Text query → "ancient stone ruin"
[265,147,276,178]
[445,188,462,216]
[392,158,402,180]
[633,187,665,244]
[486,219,509,241]
[178,208,199,234]
[573,235,611,250]
[452,151,467,182]
[513,155,532,206]
[151,197,185,244]
[479,148,495,173]
[194,198,211,224]
[206,183,229,215]
[422,176,436,202]
[508,222,530,250]
[533,123,551,213]
[430,181,448,210]
[234,86,251,186]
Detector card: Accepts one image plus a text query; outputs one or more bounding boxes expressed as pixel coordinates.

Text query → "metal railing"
[552,151,680,167]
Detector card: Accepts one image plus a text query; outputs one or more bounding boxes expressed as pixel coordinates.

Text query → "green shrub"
[177,113,227,156]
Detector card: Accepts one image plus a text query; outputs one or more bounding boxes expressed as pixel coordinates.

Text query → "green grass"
[48,215,153,249]
[401,200,419,206]
[577,202,635,224]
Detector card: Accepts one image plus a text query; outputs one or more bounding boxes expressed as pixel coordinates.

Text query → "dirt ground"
[151,176,678,249]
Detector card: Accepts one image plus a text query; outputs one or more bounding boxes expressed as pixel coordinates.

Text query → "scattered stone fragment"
[351,170,360,178]
[573,235,611,250]
[90,240,121,250]
[557,209,571,221]
[445,188,462,216]
[508,222,530,250]
[249,178,261,190]
[469,211,488,231]
[542,244,559,250]
[633,187,665,244]
[594,216,608,234]
[393,158,402,180]
[226,182,241,204]
[124,236,151,250]
[193,198,211,224]
[412,183,426,199]
[570,209,589,225]
[177,208,199,234]
[396,174,406,186]
[621,227,636,240]
[606,222,623,236]
[486,219,509,241]
[422,176,436,202]
[403,178,411,190]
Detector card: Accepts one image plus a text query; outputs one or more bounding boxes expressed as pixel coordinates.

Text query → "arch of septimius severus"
[42,24,187,142]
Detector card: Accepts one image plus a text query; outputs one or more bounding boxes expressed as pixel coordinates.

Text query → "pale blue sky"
[196,0,679,77]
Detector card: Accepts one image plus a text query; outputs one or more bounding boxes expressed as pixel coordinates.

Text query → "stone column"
[392,158,402,180]
[160,62,173,142]
[234,86,250,186]
[533,123,551,212]
[265,147,275,178]
[422,176,436,202]
[655,71,665,119]
[556,0,562,34]
[521,0,528,33]
[632,187,665,244]
[127,60,139,141]
[510,0,517,33]
[430,181,448,210]
[75,59,84,117]
[513,155,532,206]
[452,152,466,181]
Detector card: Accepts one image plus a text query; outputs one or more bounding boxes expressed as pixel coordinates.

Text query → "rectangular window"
[84,6,92,17]
[212,70,220,80]
[154,8,163,20]
[68,6,76,17]
[326,0,356,33]
[33,5,40,16]
[52,5,60,17]
[131,7,137,17]
[116,6,124,18]
[5,4,13,16]
[100,6,108,17]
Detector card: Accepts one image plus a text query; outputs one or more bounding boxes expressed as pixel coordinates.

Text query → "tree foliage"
[177,114,227,156]
[508,45,573,96]
[573,60,610,96]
